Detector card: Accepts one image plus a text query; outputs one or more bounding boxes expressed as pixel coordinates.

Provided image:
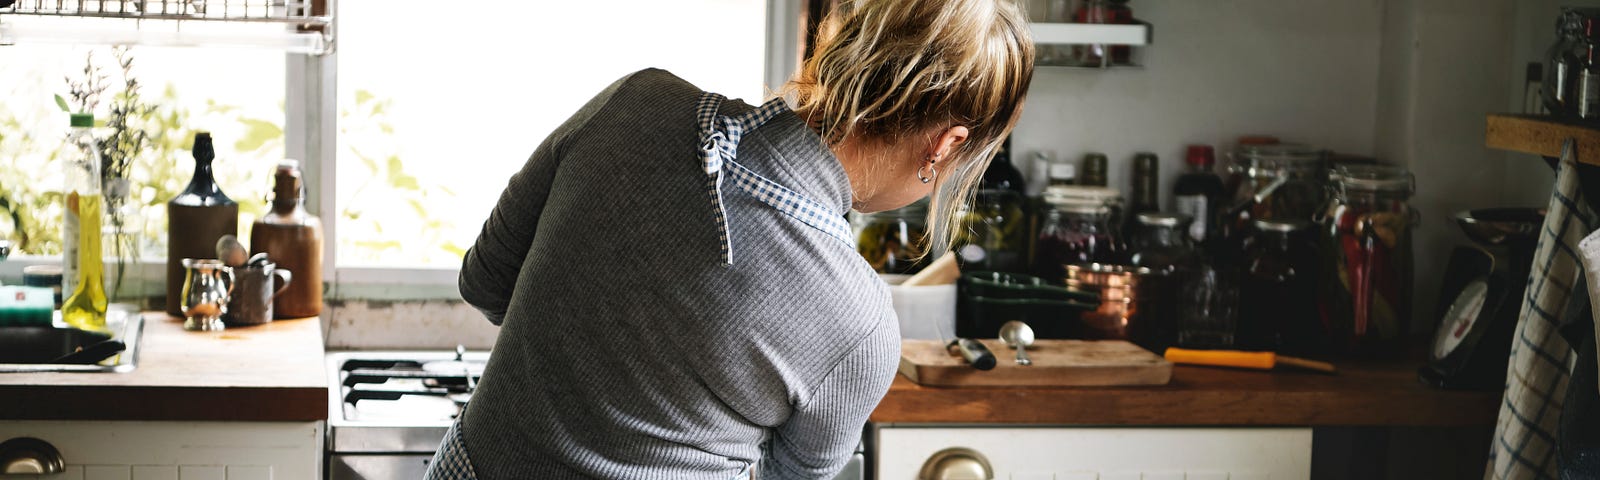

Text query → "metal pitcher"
[180,258,234,331]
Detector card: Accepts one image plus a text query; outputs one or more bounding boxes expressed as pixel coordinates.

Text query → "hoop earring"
[918,155,938,184]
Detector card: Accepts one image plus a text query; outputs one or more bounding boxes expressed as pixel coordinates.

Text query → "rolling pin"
[1164,348,1337,374]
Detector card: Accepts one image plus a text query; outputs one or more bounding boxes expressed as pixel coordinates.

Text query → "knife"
[946,338,997,371]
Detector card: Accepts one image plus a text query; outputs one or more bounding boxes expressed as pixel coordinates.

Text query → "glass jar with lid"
[852,198,929,275]
[1031,195,1124,285]
[1238,219,1319,353]
[1223,143,1329,225]
[1318,164,1416,359]
[1128,212,1200,354]
[1042,185,1125,229]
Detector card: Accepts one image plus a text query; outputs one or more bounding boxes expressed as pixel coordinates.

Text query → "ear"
[930,126,970,161]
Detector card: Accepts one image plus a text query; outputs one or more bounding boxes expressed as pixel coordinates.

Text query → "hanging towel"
[1490,142,1599,480]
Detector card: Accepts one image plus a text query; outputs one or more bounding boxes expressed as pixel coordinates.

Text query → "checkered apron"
[424,419,478,480]
[696,92,855,264]
[1489,141,1598,480]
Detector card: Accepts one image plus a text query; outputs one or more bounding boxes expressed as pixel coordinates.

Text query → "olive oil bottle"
[61,113,108,332]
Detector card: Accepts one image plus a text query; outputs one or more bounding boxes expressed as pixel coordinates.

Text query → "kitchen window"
[0,0,801,299]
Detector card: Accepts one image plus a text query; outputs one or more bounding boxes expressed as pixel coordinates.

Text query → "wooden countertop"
[0,314,327,422]
[872,358,1502,427]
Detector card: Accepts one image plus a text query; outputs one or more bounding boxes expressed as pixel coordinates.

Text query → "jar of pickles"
[853,199,928,275]
[1318,165,1416,359]
[954,189,1029,273]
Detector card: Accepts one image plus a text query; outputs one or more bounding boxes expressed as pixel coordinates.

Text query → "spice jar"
[853,199,928,275]
[1238,219,1320,353]
[1031,191,1124,284]
[1318,164,1416,359]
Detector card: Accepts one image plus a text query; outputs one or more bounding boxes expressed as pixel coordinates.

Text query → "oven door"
[328,453,432,480]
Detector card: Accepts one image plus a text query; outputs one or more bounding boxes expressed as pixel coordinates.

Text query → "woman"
[429,0,1033,478]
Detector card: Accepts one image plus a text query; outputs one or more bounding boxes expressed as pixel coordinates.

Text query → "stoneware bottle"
[166,132,239,317]
[251,160,323,319]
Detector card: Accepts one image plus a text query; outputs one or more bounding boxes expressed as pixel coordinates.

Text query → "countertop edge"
[0,384,329,422]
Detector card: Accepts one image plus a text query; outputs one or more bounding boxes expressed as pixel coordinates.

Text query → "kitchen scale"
[1419,208,1544,390]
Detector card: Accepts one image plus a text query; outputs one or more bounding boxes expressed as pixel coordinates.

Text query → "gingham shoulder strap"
[695,92,854,265]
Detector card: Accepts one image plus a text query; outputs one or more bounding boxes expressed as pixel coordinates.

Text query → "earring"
[918,155,939,184]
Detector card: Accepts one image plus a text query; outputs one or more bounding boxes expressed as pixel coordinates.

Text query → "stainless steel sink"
[0,305,144,373]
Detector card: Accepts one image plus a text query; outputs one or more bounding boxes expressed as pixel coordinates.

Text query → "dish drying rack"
[0,0,333,54]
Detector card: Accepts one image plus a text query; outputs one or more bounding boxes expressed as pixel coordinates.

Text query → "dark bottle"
[981,137,1026,194]
[1548,10,1590,117]
[1238,220,1319,353]
[166,132,239,317]
[251,160,324,319]
[960,140,1028,272]
[1126,152,1159,234]
[1580,17,1600,119]
[1172,145,1225,246]
[1107,0,1136,65]
[1079,153,1109,187]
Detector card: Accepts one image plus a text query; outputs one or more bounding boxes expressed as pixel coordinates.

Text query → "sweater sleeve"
[759,319,900,479]
[457,72,637,324]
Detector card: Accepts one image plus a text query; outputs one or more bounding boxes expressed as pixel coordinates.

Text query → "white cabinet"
[876,426,1311,480]
[0,421,322,480]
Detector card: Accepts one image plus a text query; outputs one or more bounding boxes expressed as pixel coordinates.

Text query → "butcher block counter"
[872,349,1503,427]
[0,313,327,422]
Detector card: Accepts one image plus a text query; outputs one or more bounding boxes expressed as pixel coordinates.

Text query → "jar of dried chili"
[1317,164,1416,359]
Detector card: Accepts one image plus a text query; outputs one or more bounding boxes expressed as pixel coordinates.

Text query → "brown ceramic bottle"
[250,160,323,319]
[166,132,239,317]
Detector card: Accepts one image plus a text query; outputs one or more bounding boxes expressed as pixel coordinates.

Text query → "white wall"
[1012,0,1569,333]
[1011,0,1385,206]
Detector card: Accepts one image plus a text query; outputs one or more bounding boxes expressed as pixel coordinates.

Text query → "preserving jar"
[1127,212,1199,354]
[1238,219,1319,353]
[1318,164,1416,359]
[1224,143,1329,224]
[1032,197,1123,285]
[853,199,928,275]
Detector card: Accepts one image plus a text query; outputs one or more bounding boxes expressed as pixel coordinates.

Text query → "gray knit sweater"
[457,69,900,480]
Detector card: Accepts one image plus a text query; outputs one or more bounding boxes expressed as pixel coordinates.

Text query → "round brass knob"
[917,447,992,480]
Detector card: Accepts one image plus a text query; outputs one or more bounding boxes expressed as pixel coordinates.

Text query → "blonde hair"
[784,0,1035,258]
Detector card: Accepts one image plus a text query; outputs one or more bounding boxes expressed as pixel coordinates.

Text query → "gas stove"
[324,348,863,480]
[325,347,488,480]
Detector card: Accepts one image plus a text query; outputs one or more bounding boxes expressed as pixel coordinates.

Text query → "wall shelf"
[1486,113,1600,164]
[0,0,332,54]
[1030,22,1150,69]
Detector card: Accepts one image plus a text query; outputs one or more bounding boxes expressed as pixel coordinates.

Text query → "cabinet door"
[875,427,1311,480]
[0,421,322,479]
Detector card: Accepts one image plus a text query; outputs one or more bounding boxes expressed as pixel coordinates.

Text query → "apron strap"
[695,93,854,265]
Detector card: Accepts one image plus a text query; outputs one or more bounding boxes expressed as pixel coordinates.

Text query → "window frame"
[0,0,802,302]
[292,0,805,301]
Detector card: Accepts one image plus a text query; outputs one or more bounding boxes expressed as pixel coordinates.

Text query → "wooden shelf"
[1486,113,1600,163]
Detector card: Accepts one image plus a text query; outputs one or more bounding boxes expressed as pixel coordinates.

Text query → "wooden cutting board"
[899,339,1172,387]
